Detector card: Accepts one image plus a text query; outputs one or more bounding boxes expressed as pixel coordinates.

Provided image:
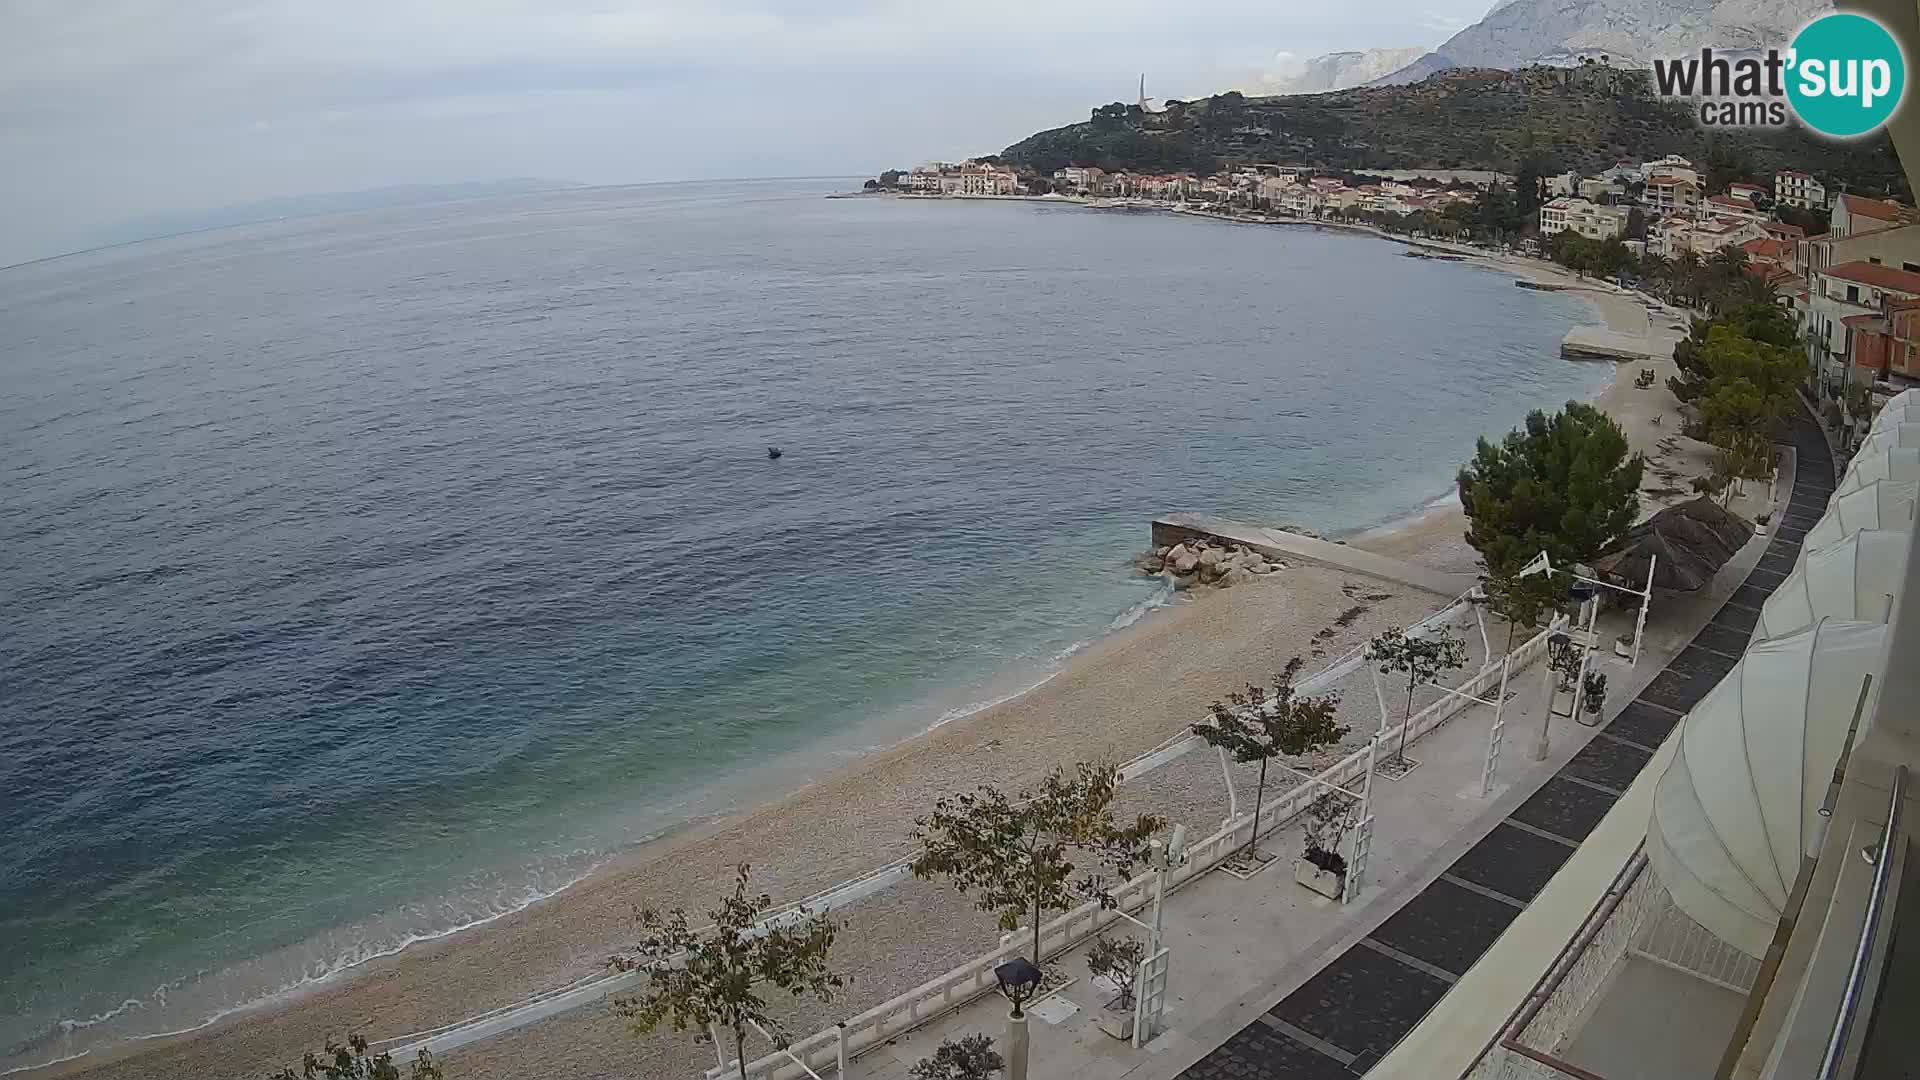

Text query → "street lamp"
[995,957,1043,1080]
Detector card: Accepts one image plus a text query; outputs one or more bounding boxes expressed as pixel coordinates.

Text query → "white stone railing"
[714,616,1563,1080]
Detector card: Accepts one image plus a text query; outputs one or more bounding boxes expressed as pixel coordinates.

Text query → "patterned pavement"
[1179,404,1835,1079]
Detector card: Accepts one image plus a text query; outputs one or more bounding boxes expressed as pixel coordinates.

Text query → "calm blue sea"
[0,179,1600,1070]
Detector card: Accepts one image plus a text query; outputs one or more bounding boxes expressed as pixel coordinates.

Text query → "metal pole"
[711,1024,728,1072]
[836,1023,849,1079]
[1537,657,1555,761]
[1632,555,1656,668]
[1482,656,1511,797]
[1370,668,1391,734]
[1570,602,1597,723]
[1217,746,1239,822]
[1817,764,1908,1079]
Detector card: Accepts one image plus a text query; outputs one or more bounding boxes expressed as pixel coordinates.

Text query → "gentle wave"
[3,857,605,1074]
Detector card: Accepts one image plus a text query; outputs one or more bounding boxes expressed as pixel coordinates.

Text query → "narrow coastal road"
[1175,402,1836,1080]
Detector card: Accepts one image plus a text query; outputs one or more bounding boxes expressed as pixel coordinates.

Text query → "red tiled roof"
[1777,169,1813,180]
[1845,312,1889,329]
[1826,260,1920,294]
[1841,194,1908,221]
[1743,238,1789,259]
[1766,222,1807,238]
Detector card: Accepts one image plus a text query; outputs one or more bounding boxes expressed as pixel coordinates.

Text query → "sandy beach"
[49,232,1698,1080]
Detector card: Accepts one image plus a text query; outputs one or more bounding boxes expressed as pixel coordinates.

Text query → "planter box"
[1098,996,1137,1041]
[1295,858,1346,900]
[1614,639,1633,659]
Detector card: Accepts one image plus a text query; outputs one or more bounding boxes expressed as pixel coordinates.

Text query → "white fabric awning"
[1755,530,1908,642]
[1649,619,1888,956]
[1836,446,1920,497]
[1872,390,1920,432]
[1852,423,1920,461]
[1800,479,1917,567]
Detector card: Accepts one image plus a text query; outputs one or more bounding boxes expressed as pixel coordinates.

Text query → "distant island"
[81,178,584,254]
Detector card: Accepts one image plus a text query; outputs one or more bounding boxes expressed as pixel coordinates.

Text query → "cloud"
[0,0,1494,263]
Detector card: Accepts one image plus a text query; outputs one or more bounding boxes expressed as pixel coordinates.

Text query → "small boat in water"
[767,446,783,459]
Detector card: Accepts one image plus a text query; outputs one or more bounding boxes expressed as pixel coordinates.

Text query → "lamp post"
[995,958,1042,1080]
[1540,630,1571,760]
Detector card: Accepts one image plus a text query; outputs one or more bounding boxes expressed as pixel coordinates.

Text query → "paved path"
[1152,514,1476,599]
[1172,401,1834,1080]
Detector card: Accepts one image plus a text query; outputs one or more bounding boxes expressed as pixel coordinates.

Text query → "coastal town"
[866,153,1920,434]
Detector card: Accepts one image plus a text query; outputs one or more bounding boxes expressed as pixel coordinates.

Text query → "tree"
[1191,658,1345,862]
[911,1034,1005,1080]
[1086,935,1147,1009]
[1478,568,1557,654]
[267,1037,442,1080]
[1457,402,1645,582]
[1365,626,1468,765]
[1625,206,1647,241]
[610,865,844,1080]
[912,763,1163,969]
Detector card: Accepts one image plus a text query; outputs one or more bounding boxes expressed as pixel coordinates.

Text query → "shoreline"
[37,210,1690,1080]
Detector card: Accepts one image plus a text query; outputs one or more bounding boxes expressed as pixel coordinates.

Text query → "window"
[1849,285,1862,302]
[1871,256,1883,265]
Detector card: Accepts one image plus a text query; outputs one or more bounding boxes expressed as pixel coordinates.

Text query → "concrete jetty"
[1562,325,1662,361]
[1152,512,1476,597]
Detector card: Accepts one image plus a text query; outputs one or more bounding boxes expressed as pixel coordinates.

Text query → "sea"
[0,179,1603,1072]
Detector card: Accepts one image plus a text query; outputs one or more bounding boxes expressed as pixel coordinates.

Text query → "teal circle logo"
[1787,13,1906,137]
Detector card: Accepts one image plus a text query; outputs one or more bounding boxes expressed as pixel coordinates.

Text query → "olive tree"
[1365,625,1468,766]
[1190,657,1345,862]
[912,763,1162,969]
[609,864,844,1080]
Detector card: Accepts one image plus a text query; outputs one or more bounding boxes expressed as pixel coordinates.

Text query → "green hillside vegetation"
[1002,67,1905,197]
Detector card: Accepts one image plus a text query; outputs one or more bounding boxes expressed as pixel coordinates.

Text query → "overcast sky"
[0,0,1489,265]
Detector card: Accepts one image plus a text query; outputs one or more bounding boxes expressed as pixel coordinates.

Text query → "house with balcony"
[1776,169,1829,210]
[1807,261,1920,390]
[1540,196,1626,240]
[1643,176,1700,217]
[1705,193,1768,225]
[1845,299,1920,387]
[1051,166,1104,192]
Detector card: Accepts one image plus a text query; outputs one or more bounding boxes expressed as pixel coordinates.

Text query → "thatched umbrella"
[1592,497,1756,591]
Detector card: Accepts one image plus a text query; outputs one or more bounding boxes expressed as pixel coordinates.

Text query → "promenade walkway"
[1168,401,1832,1080]
[843,409,1823,1080]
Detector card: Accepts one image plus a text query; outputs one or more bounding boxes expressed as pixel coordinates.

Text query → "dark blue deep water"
[0,180,1599,1068]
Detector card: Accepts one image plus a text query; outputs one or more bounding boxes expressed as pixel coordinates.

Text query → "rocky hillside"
[1374,0,1832,83]
[1251,48,1429,95]
[1001,66,1904,195]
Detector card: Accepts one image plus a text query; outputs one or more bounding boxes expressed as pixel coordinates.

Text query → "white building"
[1644,154,1700,186]
[1643,176,1700,217]
[1051,166,1104,192]
[1540,196,1626,240]
[1776,169,1829,210]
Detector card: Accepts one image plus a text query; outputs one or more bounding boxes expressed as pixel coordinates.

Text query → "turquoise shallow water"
[0,180,1602,1070]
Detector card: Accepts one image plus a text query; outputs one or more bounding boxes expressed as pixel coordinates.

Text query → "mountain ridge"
[1373,0,1831,84]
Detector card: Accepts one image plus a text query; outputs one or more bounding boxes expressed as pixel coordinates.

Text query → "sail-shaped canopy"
[1852,423,1920,461]
[1754,530,1908,642]
[1799,480,1917,568]
[1871,389,1920,433]
[1649,619,1888,956]
[1836,446,1920,497]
